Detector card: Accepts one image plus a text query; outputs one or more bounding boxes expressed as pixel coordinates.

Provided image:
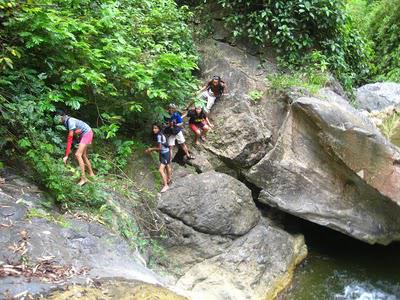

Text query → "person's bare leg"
[159,164,169,192]
[201,125,210,141]
[166,164,172,184]
[202,125,209,136]
[194,129,201,145]
[75,144,88,186]
[181,143,191,157]
[82,146,95,177]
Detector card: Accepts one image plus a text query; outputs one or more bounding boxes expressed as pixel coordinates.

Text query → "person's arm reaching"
[145,144,161,153]
[63,130,74,164]
[222,82,228,95]
[145,135,162,154]
[205,116,213,128]
[197,81,210,94]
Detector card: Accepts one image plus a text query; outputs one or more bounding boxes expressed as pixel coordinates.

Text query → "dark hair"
[212,75,221,81]
[55,109,67,116]
[151,123,162,141]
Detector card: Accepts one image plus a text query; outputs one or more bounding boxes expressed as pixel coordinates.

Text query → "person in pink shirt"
[55,110,95,186]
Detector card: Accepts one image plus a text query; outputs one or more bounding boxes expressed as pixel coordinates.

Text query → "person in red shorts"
[55,110,95,186]
[186,106,213,145]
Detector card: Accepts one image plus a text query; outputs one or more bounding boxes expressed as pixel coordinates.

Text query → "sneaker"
[160,185,170,193]
[200,136,207,142]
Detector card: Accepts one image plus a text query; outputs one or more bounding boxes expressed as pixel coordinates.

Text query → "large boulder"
[204,100,272,168]
[246,94,400,245]
[356,82,400,111]
[158,171,260,236]
[176,220,307,300]
[158,170,307,299]
[196,40,286,169]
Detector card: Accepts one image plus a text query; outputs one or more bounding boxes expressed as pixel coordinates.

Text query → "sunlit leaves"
[216,0,371,90]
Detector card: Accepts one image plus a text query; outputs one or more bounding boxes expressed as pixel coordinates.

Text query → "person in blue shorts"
[145,123,172,193]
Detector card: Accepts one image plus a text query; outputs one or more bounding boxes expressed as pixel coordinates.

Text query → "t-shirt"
[207,80,224,97]
[187,109,207,125]
[157,133,170,154]
[64,117,91,134]
[164,112,183,134]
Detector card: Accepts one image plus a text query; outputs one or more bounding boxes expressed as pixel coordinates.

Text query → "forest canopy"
[0,0,198,203]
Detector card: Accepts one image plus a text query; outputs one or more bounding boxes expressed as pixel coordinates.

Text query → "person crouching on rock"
[145,123,172,193]
[187,106,213,145]
[198,75,227,112]
[164,103,194,160]
[55,109,95,186]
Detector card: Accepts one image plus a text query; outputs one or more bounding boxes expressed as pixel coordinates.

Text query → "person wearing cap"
[55,109,95,186]
[164,104,195,160]
[186,105,213,145]
[197,75,227,112]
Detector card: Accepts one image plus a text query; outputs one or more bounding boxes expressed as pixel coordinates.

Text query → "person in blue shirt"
[145,123,172,193]
[164,104,194,160]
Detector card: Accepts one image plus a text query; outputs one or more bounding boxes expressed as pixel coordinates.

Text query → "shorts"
[202,91,216,112]
[80,130,93,145]
[160,151,171,165]
[189,122,205,133]
[168,130,185,146]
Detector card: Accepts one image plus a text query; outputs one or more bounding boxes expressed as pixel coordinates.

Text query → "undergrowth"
[267,70,329,95]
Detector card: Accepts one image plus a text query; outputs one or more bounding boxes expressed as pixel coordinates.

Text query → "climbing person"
[164,103,195,160]
[145,123,172,193]
[55,109,95,186]
[197,75,227,112]
[187,105,213,145]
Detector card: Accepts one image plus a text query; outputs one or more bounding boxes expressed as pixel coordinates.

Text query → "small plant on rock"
[249,90,263,102]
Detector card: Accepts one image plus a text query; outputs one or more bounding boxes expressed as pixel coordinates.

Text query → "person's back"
[64,117,91,134]
[56,110,95,186]
[164,111,183,134]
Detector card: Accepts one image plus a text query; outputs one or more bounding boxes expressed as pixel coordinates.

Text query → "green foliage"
[368,0,400,82]
[92,175,167,258]
[379,112,400,142]
[193,96,207,109]
[267,70,329,94]
[0,0,198,207]
[345,0,371,34]
[26,208,70,228]
[214,0,371,91]
[248,90,263,102]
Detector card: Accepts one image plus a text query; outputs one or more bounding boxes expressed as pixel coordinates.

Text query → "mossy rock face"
[390,128,400,148]
[47,281,187,300]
